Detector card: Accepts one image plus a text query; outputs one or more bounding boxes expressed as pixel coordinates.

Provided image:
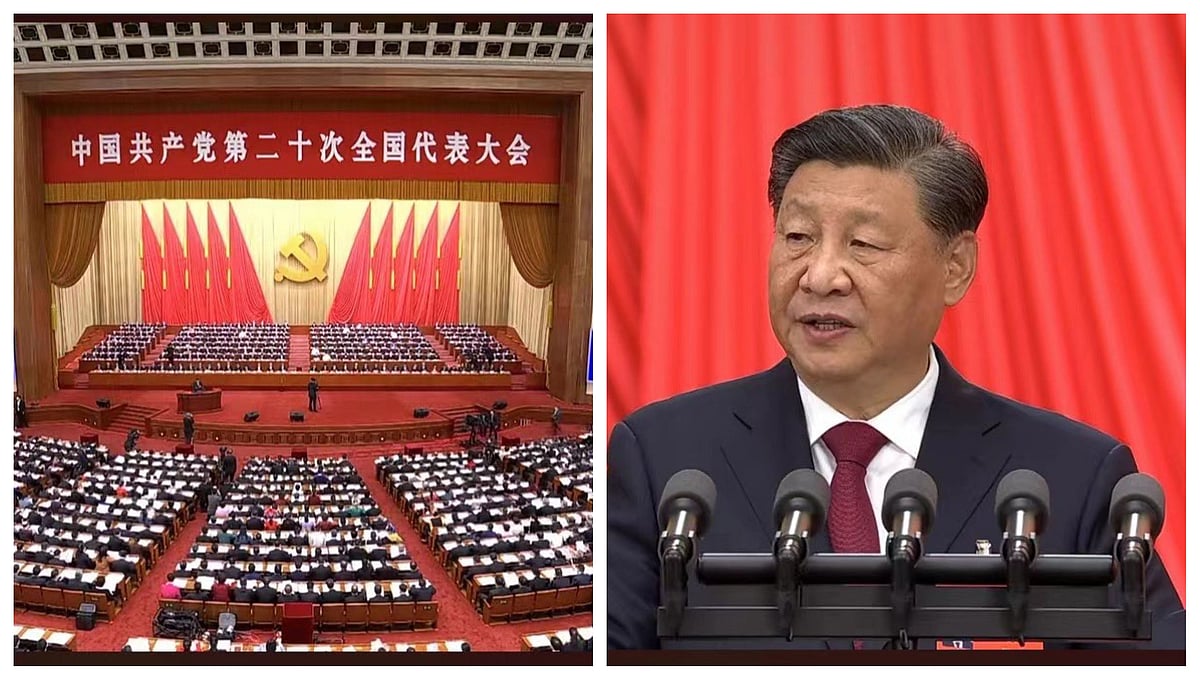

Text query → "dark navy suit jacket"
[608,348,1185,649]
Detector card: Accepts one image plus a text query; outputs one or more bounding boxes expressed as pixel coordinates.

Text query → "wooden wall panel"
[14,87,56,399]
[546,88,593,404]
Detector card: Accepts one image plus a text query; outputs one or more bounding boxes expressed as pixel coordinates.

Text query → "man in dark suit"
[298,585,321,603]
[307,378,319,413]
[192,378,204,393]
[607,105,1185,650]
[255,581,279,604]
[369,584,393,603]
[319,581,345,604]
[231,580,256,603]
[182,413,195,445]
[14,393,28,428]
[410,579,436,602]
[278,584,299,603]
[570,564,591,586]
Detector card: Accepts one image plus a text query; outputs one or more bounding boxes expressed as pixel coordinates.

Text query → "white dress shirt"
[797,345,940,550]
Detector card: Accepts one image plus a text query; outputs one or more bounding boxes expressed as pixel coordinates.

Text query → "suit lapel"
[915,346,1009,553]
[723,359,833,553]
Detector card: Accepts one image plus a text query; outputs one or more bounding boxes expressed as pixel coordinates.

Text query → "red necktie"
[823,421,888,554]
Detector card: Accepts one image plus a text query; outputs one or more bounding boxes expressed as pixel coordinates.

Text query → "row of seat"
[14,584,118,622]
[159,599,439,632]
[481,586,592,625]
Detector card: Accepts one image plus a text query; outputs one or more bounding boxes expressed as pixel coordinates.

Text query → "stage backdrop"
[53,198,552,358]
[608,15,1185,594]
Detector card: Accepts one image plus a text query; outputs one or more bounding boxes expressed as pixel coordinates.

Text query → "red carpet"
[15,420,592,651]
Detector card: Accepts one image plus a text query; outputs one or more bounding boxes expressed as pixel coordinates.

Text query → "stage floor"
[40,387,573,427]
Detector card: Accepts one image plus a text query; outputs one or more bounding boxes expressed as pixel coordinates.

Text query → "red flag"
[140,205,164,323]
[227,204,273,323]
[207,203,233,323]
[412,205,439,324]
[185,205,209,323]
[161,205,189,324]
[364,204,395,323]
[434,203,461,323]
[327,204,373,324]
[392,206,416,323]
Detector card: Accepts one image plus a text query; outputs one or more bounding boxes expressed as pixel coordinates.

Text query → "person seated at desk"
[344,584,367,603]
[571,564,592,586]
[298,585,321,603]
[254,579,279,604]
[210,576,231,602]
[410,578,436,602]
[243,563,264,583]
[369,583,392,603]
[231,580,256,603]
[278,584,299,603]
[161,573,182,599]
[319,580,345,604]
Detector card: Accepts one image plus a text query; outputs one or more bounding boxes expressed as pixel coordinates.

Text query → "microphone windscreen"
[1108,473,1165,537]
[994,468,1050,527]
[658,469,718,534]
[772,469,831,527]
[882,468,938,530]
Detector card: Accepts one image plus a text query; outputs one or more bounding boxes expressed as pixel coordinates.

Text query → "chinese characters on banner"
[44,112,560,184]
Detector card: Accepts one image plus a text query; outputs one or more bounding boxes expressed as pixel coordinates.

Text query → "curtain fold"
[392,206,416,323]
[45,202,106,288]
[185,205,210,323]
[412,205,440,324]
[140,204,164,323]
[498,203,557,288]
[435,204,462,323]
[327,204,373,324]
[458,202,511,325]
[608,13,1186,595]
[227,203,274,323]
[161,205,189,324]
[207,203,233,322]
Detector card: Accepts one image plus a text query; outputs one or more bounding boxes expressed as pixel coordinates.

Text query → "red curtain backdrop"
[327,204,373,324]
[435,204,461,323]
[206,203,233,322]
[160,205,190,324]
[366,204,396,323]
[185,206,209,323]
[392,206,417,323]
[226,204,273,323]
[608,15,1185,594]
[412,205,440,324]
[139,205,164,323]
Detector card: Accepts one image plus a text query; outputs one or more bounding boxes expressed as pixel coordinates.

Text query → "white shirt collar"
[796,345,940,459]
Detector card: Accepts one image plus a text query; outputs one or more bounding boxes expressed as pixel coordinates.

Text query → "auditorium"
[13,17,593,660]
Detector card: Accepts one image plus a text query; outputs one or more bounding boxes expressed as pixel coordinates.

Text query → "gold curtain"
[499,203,558,288]
[52,258,98,358]
[506,260,554,358]
[46,202,105,287]
[459,203,511,324]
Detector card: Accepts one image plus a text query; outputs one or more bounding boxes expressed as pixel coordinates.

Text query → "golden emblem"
[274,231,329,283]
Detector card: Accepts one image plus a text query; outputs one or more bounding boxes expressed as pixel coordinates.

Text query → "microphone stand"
[773,534,806,639]
[1117,537,1148,635]
[886,533,919,650]
[1003,535,1034,644]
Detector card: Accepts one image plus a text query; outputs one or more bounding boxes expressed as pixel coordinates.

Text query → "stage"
[28,388,589,447]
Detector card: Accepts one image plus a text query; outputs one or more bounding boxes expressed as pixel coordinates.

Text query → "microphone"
[771,469,830,637]
[881,468,938,648]
[657,469,717,636]
[993,469,1050,640]
[1108,473,1166,634]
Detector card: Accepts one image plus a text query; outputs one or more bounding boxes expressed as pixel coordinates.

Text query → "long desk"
[177,389,223,413]
[521,626,593,651]
[124,636,468,652]
[90,371,513,390]
[15,625,77,651]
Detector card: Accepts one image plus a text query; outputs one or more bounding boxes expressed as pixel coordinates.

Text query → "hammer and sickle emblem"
[274,231,329,283]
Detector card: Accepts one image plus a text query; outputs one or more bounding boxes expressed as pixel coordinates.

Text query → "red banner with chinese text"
[43,112,560,183]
